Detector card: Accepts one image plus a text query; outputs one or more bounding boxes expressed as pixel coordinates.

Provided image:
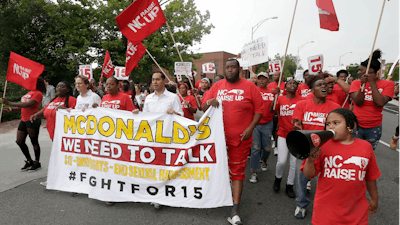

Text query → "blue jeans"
[353,124,382,150]
[295,159,310,208]
[250,120,273,170]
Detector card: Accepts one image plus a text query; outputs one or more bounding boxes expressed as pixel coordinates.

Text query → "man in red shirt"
[202,59,263,225]
[297,70,311,97]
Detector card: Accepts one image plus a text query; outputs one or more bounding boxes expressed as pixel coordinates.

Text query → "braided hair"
[326,108,359,131]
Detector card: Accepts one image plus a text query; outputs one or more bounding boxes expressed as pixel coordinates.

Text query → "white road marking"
[379,140,399,152]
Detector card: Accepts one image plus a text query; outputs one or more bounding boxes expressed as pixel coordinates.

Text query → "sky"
[190,0,399,70]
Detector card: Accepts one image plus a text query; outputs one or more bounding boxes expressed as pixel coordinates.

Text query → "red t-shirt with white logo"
[202,78,264,147]
[297,83,311,97]
[301,138,381,225]
[267,81,286,96]
[21,91,43,122]
[258,86,275,125]
[100,92,136,111]
[292,99,340,131]
[179,95,197,120]
[276,95,305,138]
[43,96,77,140]
[349,79,394,128]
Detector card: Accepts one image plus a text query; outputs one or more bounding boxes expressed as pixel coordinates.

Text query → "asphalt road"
[0,102,398,225]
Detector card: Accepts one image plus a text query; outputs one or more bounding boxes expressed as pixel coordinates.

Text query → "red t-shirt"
[276,94,305,138]
[297,83,311,97]
[267,81,286,96]
[292,99,340,130]
[179,95,197,120]
[43,96,77,140]
[21,91,43,122]
[307,87,347,108]
[349,80,394,128]
[122,90,133,100]
[202,78,264,147]
[258,86,275,124]
[100,92,136,111]
[195,80,202,90]
[301,138,381,225]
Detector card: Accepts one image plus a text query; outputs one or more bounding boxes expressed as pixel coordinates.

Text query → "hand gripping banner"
[46,104,232,208]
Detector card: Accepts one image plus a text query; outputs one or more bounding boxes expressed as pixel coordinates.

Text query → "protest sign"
[294,70,304,81]
[237,36,268,68]
[114,66,128,80]
[46,105,232,208]
[268,60,282,75]
[307,54,324,75]
[102,50,115,78]
[202,63,215,73]
[325,66,346,77]
[6,52,44,91]
[79,65,93,80]
[174,62,192,78]
[126,41,146,75]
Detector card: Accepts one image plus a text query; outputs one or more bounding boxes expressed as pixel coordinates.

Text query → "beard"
[226,73,240,83]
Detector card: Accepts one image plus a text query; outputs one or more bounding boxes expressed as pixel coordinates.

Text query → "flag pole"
[165,21,202,107]
[361,0,387,92]
[273,0,298,110]
[0,80,9,123]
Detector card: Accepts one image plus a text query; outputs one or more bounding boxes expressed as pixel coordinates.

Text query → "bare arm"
[1,98,37,108]
[241,113,262,141]
[336,79,350,94]
[366,180,379,215]
[302,148,323,179]
[369,80,391,107]
[30,110,44,122]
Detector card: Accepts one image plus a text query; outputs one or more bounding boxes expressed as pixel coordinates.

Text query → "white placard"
[192,70,198,77]
[114,66,128,80]
[174,62,192,78]
[79,65,93,80]
[202,63,215,73]
[325,66,346,77]
[307,54,324,75]
[295,70,304,81]
[237,36,268,68]
[268,60,282,75]
[176,74,183,82]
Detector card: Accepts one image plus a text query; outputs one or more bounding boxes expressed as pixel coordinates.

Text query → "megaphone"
[286,130,335,160]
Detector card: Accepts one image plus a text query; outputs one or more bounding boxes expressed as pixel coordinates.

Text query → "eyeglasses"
[75,82,83,86]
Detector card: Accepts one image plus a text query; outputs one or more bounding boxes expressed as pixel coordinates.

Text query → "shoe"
[227,215,243,225]
[29,161,41,171]
[249,173,257,183]
[151,202,161,209]
[295,206,306,219]
[273,176,282,192]
[21,160,33,171]
[261,161,268,171]
[40,181,47,187]
[285,184,295,198]
[390,137,398,149]
[273,147,278,156]
[307,181,311,192]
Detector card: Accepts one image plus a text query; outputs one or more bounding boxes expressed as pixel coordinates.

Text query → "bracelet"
[206,100,209,105]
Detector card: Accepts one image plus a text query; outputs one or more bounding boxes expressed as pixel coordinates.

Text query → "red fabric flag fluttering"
[6,52,45,90]
[101,50,114,78]
[316,0,339,31]
[125,41,146,76]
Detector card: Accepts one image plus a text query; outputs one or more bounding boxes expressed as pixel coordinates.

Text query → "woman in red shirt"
[1,77,46,171]
[178,83,197,120]
[30,81,77,141]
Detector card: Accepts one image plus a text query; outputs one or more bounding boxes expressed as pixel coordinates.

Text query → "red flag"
[101,50,114,78]
[316,0,339,31]
[6,52,45,90]
[125,41,146,75]
[116,0,166,44]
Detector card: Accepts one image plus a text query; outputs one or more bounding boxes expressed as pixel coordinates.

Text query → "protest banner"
[116,0,166,44]
[46,105,232,208]
[268,60,282,75]
[114,66,128,80]
[317,0,339,31]
[79,65,93,80]
[202,63,215,73]
[237,36,268,68]
[174,62,192,78]
[307,54,324,75]
[294,70,304,81]
[101,50,115,79]
[125,41,146,76]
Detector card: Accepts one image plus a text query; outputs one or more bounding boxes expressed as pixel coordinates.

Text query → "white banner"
[238,36,268,68]
[46,105,232,208]
[174,62,192,78]
[114,66,128,80]
[268,60,282,75]
[325,66,346,77]
[202,63,215,73]
[307,54,324,75]
[79,65,93,80]
[295,70,304,81]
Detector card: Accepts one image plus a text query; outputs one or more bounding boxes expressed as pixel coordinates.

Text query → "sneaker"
[285,184,295,198]
[261,161,268,171]
[273,176,282,192]
[249,173,257,183]
[40,181,47,187]
[21,160,33,171]
[390,137,398,149]
[295,206,306,219]
[227,215,243,225]
[150,202,161,209]
[29,161,41,171]
[307,181,311,192]
[273,147,278,156]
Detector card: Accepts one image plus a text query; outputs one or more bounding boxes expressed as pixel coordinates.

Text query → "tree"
[384,65,399,81]
[256,53,300,80]
[347,65,359,78]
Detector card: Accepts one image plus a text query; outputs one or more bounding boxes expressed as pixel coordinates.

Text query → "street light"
[297,41,314,68]
[252,16,278,40]
[339,52,352,66]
